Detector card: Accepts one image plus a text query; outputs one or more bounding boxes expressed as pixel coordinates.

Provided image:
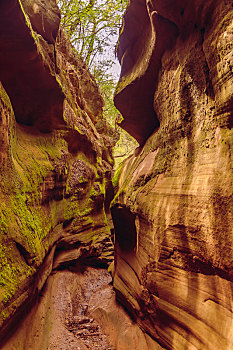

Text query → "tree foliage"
[58,0,138,168]
[57,0,127,74]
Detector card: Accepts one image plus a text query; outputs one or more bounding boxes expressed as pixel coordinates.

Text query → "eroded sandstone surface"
[113,0,233,349]
[1,0,233,349]
[0,0,115,343]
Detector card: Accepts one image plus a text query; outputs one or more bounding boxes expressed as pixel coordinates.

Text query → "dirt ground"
[1,266,157,350]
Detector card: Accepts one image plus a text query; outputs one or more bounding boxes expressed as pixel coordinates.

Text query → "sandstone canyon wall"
[1,0,233,349]
[113,0,233,349]
[0,0,115,342]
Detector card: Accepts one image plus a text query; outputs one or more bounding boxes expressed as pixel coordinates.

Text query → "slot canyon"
[0,0,232,349]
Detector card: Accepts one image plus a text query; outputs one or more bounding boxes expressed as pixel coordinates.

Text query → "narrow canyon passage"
[0,1,233,350]
[1,265,157,350]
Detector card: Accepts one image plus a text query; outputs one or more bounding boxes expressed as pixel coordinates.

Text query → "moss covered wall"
[0,0,114,337]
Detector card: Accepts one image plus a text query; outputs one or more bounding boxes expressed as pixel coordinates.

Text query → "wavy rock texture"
[113,0,233,349]
[0,0,115,342]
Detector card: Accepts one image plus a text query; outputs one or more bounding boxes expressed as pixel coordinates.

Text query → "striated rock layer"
[113,0,233,349]
[0,0,115,343]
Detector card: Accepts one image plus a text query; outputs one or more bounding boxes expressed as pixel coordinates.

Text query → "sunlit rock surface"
[0,0,115,341]
[113,0,233,349]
